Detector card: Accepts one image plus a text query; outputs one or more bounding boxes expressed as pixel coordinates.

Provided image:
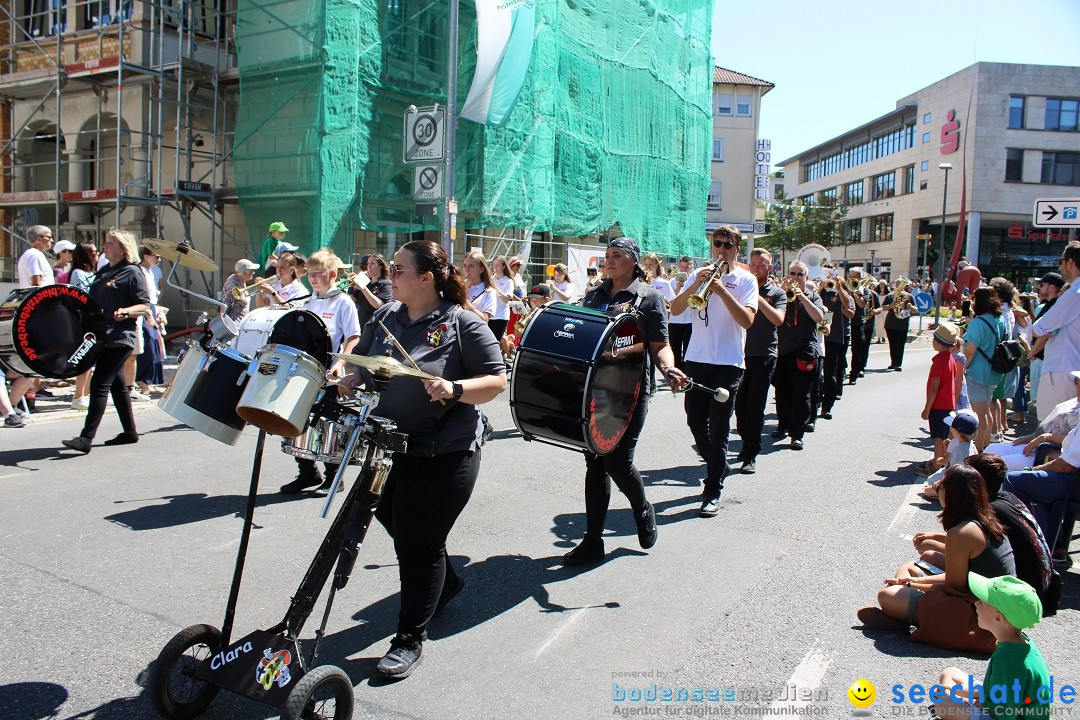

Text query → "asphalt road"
[1,342,1077,720]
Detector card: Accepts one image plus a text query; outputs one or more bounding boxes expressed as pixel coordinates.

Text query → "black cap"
[1039,272,1065,289]
[528,285,552,298]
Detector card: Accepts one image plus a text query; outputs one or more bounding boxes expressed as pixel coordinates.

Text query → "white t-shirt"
[276,279,307,303]
[668,273,695,324]
[17,247,54,288]
[553,279,577,303]
[140,264,159,304]
[650,277,676,303]
[469,283,497,318]
[303,290,360,352]
[494,275,514,321]
[684,265,759,368]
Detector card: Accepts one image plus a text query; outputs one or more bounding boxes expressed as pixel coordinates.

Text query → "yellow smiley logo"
[847,678,876,709]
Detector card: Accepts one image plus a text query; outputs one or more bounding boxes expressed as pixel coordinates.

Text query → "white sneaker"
[70,396,90,411]
[129,389,152,403]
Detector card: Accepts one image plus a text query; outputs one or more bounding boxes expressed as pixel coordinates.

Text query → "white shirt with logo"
[17,247,54,288]
[494,275,514,321]
[469,283,497,318]
[303,290,361,352]
[684,265,758,368]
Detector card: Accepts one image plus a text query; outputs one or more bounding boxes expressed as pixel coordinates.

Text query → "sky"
[710,0,1080,167]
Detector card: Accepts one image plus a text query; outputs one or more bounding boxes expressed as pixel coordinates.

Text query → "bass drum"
[0,285,106,378]
[159,345,244,445]
[233,307,330,367]
[510,303,644,456]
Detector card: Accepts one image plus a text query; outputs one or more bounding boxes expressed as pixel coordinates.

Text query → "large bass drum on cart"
[0,285,106,378]
[509,303,644,456]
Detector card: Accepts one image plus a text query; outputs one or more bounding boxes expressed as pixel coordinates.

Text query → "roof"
[713,66,774,95]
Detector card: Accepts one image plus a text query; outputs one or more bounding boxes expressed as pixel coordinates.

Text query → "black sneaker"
[563,536,604,565]
[103,431,139,446]
[62,436,91,454]
[791,438,805,451]
[804,422,816,433]
[376,634,423,680]
[770,429,787,439]
[635,502,657,549]
[311,477,344,497]
[820,411,833,420]
[279,470,324,494]
[741,459,756,474]
[434,576,465,616]
[699,496,720,517]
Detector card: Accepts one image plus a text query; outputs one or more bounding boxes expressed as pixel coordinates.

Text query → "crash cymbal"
[142,239,218,272]
[332,353,438,381]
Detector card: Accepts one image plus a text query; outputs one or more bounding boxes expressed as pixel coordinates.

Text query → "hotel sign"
[754,139,770,202]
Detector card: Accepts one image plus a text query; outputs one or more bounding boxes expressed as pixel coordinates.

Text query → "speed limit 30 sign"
[403,106,446,164]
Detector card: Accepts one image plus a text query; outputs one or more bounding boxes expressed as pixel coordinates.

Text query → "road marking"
[886,482,926,537]
[769,638,833,710]
[534,606,587,659]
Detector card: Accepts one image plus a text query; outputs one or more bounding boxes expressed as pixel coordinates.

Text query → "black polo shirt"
[744,282,786,358]
[89,260,151,348]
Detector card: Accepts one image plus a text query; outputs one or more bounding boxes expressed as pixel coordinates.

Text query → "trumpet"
[231,277,273,299]
[847,277,873,292]
[687,260,729,311]
[824,278,837,291]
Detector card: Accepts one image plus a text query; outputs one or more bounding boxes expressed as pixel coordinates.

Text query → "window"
[922,132,931,144]
[923,113,932,124]
[1045,98,1080,132]
[1006,149,1024,183]
[798,194,814,205]
[1008,97,1025,129]
[707,182,722,209]
[715,92,732,116]
[822,188,838,203]
[919,180,928,190]
[845,180,863,206]
[903,165,915,194]
[843,220,862,244]
[712,139,724,162]
[871,215,894,243]
[872,171,896,200]
[921,160,929,171]
[736,93,751,116]
[18,0,65,37]
[1042,152,1080,186]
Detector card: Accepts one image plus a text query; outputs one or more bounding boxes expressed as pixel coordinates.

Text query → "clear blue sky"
[710,0,1080,167]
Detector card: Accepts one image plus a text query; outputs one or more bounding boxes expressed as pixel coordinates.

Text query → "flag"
[460,0,535,127]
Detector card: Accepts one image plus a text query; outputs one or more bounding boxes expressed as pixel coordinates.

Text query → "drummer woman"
[342,240,505,680]
[63,228,151,454]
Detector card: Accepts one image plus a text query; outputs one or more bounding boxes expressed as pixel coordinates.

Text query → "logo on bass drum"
[611,333,637,357]
[256,648,293,690]
[67,332,98,366]
[258,362,279,376]
[553,321,578,340]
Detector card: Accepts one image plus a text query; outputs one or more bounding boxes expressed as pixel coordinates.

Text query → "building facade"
[779,62,1079,283]
[708,66,773,241]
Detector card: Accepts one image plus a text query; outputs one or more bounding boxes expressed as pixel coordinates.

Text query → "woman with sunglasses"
[772,260,826,451]
[341,241,506,681]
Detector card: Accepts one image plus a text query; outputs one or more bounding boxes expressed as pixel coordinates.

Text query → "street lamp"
[935,162,953,322]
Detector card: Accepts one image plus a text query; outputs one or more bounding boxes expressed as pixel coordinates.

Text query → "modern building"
[779,62,1080,283]
[708,66,773,241]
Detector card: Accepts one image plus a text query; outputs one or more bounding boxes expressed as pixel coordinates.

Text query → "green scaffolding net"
[233,0,713,260]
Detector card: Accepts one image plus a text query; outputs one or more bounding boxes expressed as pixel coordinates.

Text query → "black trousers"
[822,341,847,412]
[734,354,775,461]
[81,345,136,440]
[669,322,693,371]
[684,362,743,498]
[582,395,650,537]
[849,321,873,380]
[773,350,815,441]
[886,327,908,368]
[374,449,480,640]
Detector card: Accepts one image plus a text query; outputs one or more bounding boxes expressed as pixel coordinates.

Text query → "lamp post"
[935,162,953,322]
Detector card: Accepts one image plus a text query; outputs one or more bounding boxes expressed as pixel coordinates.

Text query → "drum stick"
[378,320,445,405]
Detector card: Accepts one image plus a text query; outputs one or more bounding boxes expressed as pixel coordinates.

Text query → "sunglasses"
[713,239,737,249]
[789,271,806,277]
[389,265,422,278]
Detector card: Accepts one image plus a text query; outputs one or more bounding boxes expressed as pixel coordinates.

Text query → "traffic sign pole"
[442,0,459,260]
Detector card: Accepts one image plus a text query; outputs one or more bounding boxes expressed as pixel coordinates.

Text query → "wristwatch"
[451,382,464,400]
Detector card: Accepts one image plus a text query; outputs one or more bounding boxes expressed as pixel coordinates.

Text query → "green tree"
[758,197,848,266]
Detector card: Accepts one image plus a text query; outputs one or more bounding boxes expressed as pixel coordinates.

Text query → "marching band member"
[256,253,305,308]
[668,256,695,370]
[772,260,826,451]
[847,267,876,384]
[883,278,918,371]
[734,248,786,474]
[819,274,855,420]
[279,249,361,496]
[564,237,687,564]
[671,226,757,516]
[342,240,506,680]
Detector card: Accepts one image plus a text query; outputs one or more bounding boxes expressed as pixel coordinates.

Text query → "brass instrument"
[230,277,273,299]
[337,272,358,292]
[847,277,873,292]
[785,286,797,302]
[892,276,911,319]
[687,261,729,311]
[824,278,837,291]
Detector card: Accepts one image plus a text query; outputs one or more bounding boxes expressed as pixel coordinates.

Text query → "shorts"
[967,378,995,404]
[1000,368,1018,400]
[928,408,950,440]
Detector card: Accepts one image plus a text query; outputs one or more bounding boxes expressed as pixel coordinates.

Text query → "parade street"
[2,342,1077,720]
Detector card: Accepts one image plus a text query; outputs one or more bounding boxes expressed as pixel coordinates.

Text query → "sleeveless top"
[966,518,1016,579]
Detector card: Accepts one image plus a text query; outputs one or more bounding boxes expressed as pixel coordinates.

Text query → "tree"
[758,197,848,266]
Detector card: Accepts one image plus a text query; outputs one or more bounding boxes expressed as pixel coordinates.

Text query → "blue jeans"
[1003,469,1080,544]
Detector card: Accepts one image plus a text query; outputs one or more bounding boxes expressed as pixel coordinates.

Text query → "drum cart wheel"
[148,624,222,719]
[285,665,354,720]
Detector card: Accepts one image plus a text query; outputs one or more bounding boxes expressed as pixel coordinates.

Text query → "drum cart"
[147,391,407,720]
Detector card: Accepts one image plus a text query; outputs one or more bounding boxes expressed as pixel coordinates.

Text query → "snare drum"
[233,307,331,367]
[236,344,326,436]
[0,285,106,378]
[282,417,367,465]
[159,345,244,445]
[183,346,251,431]
[510,303,644,455]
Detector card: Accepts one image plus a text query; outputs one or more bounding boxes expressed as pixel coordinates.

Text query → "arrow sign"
[1034,198,1080,228]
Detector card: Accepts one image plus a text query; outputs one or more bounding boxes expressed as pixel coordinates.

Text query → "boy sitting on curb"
[922,410,979,500]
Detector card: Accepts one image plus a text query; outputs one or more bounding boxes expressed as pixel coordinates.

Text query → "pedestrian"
[818,275,854,420]
[17,225,55,288]
[222,259,261,321]
[917,322,960,476]
[668,256,695,371]
[847,267,876,384]
[1029,242,1080,423]
[52,239,76,283]
[772,260,825,451]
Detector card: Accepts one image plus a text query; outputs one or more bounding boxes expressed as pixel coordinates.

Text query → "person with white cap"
[52,239,76,283]
[223,258,261,320]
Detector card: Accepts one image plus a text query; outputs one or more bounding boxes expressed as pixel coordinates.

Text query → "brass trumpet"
[847,277,873,292]
[824,278,837,291]
[687,261,729,311]
[231,277,272,299]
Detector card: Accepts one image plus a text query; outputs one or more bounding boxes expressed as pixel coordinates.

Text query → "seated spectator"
[984,371,1080,471]
[858,464,1014,630]
[922,410,979,499]
[1003,422,1080,558]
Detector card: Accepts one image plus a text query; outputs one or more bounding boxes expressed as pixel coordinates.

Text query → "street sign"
[413,164,443,201]
[915,233,932,240]
[403,106,446,164]
[913,291,933,314]
[754,221,766,234]
[1034,198,1080,228]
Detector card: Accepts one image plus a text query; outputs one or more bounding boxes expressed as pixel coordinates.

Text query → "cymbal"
[142,239,218,272]
[332,353,438,381]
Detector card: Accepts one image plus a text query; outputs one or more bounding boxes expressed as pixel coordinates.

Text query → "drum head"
[0,286,106,378]
[267,310,331,367]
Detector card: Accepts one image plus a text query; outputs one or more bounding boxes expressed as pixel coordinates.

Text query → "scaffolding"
[0,0,243,320]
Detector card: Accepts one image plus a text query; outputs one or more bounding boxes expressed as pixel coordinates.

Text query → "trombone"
[230,277,273,299]
[686,260,729,311]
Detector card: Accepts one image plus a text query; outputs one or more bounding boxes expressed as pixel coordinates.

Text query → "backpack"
[975,316,1022,374]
